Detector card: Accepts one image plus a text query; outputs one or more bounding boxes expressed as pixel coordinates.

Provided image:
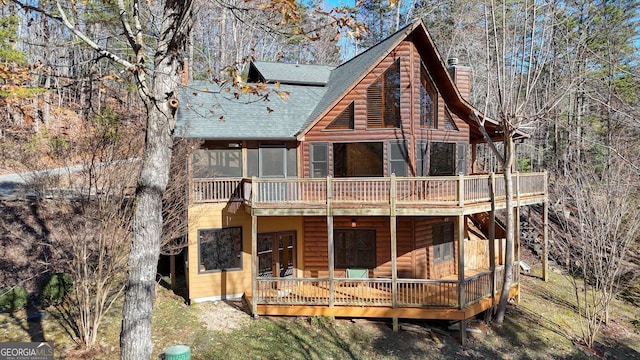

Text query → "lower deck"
[246,266,519,321]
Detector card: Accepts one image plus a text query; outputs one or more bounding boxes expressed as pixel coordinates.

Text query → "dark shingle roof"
[175,20,525,142]
[250,62,334,85]
[176,81,326,140]
[176,23,415,141]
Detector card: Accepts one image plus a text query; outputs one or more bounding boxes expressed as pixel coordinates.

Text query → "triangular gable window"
[326,102,354,130]
[367,59,401,128]
[444,108,458,131]
[420,64,437,128]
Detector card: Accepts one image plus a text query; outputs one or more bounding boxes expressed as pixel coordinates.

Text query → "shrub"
[0,286,29,312]
[40,273,73,307]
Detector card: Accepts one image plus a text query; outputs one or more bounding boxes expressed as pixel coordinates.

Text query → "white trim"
[191,293,244,303]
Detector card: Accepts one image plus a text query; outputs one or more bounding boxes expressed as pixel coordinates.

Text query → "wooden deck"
[246,266,518,321]
[191,172,547,216]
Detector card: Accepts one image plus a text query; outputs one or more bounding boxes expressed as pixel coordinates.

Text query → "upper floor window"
[247,145,297,178]
[309,143,328,178]
[326,102,354,130]
[420,65,437,128]
[367,59,401,129]
[388,140,409,177]
[417,141,467,176]
[192,148,242,178]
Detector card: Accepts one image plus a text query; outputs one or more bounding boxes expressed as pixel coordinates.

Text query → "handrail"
[191,172,547,205]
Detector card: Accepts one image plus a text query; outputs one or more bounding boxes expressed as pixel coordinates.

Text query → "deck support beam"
[542,198,549,281]
[390,174,398,331]
[514,205,521,304]
[327,176,335,307]
[251,213,258,317]
[169,254,176,290]
[457,214,466,346]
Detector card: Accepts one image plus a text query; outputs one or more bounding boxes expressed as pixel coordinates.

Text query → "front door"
[258,231,296,278]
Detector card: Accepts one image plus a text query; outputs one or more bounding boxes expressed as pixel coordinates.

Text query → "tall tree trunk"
[495,127,515,324]
[120,1,193,358]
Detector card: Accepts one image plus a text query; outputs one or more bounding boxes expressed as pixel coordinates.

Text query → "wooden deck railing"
[255,265,520,309]
[191,172,547,206]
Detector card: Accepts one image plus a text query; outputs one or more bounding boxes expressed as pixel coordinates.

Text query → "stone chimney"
[447,58,472,101]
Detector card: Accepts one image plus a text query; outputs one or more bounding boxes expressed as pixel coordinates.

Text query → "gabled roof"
[248,62,334,86]
[176,19,526,142]
[176,82,326,140]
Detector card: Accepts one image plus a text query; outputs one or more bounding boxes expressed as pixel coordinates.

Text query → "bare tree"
[552,159,639,348]
[479,0,556,324]
[52,118,139,348]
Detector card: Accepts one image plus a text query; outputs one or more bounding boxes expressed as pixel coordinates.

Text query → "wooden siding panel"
[302,40,472,178]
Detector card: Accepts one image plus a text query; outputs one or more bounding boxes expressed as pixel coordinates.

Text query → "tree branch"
[54,0,136,71]
[471,111,506,167]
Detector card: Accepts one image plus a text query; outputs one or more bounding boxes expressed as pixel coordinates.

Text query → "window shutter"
[457,143,467,175]
[367,82,383,128]
[416,141,428,176]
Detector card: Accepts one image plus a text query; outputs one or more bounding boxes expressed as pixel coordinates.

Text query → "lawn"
[1,265,639,359]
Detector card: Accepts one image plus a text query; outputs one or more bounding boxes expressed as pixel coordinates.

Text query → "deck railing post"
[458,173,465,207]
[251,213,258,317]
[327,176,335,307]
[542,199,549,281]
[251,176,257,204]
[457,214,467,345]
[390,174,398,330]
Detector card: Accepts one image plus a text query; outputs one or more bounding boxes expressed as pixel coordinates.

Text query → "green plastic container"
[164,345,190,360]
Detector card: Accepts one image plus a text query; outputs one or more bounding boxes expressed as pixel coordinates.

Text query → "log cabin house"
[176,21,549,340]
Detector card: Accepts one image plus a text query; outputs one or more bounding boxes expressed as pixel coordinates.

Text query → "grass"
[1,265,639,359]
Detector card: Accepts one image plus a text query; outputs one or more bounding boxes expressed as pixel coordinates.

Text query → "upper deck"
[191,172,547,216]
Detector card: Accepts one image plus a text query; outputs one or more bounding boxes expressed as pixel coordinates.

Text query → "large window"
[310,143,328,178]
[334,229,376,269]
[430,142,456,176]
[432,222,454,264]
[247,145,297,178]
[417,141,467,176]
[192,148,242,178]
[367,59,401,128]
[198,227,242,272]
[388,140,409,177]
[334,142,383,177]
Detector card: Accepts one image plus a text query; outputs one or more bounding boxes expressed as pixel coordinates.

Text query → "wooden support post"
[460,319,467,346]
[542,199,549,281]
[458,214,465,310]
[390,174,398,312]
[458,173,465,207]
[251,213,258,317]
[471,143,477,174]
[327,176,335,307]
[392,318,399,332]
[515,205,521,304]
[169,254,176,290]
